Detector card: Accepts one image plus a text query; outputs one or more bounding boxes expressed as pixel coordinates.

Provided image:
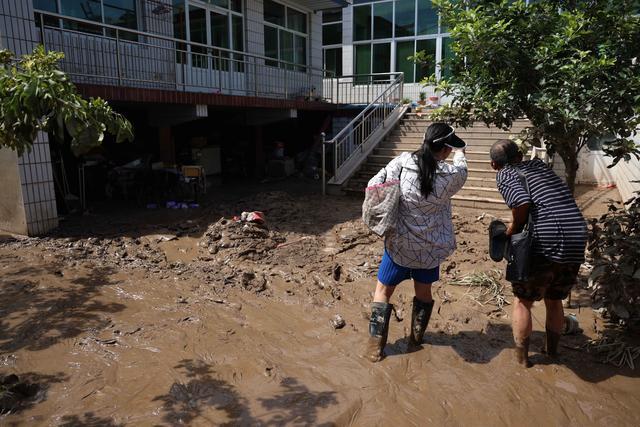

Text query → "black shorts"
[511,256,580,301]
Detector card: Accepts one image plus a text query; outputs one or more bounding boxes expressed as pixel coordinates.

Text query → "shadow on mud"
[388,322,639,382]
[0,372,68,415]
[59,412,125,426]
[0,265,125,352]
[153,359,337,426]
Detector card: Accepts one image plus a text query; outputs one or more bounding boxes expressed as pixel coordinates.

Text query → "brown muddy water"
[0,186,638,426]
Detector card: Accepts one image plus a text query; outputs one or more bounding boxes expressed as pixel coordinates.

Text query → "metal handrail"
[322,72,405,194]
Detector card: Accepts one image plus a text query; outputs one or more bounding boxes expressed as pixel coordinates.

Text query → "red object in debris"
[241,211,266,224]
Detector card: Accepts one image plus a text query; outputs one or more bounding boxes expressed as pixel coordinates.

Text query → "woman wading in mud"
[365,123,468,362]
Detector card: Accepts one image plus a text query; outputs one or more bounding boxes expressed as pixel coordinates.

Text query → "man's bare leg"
[512,297,534,367]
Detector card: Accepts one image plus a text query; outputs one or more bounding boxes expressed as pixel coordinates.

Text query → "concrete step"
[367,154,494,171]
[451,195,509,212]
[387,134,521,144]
[465,177,499,189]
[400,119,528,130]
[361,163,497,179]
[457,186,502,199]
[373,148,491,161]
[392,129,525,138]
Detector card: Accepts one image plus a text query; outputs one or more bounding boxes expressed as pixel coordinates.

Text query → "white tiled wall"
[1,0,59,235]
[17,132,59,235]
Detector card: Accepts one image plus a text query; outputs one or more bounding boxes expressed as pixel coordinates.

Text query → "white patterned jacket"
[367,151,468,269]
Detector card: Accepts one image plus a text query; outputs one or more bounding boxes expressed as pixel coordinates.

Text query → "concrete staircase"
[343,113,530,215]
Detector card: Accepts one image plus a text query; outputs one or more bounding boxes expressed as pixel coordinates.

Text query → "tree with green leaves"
[428,0,640,191]
[0,46,133,156]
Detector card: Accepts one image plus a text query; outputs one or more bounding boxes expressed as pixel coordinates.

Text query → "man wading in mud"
[490,140,587,367]
[364,123,468,362]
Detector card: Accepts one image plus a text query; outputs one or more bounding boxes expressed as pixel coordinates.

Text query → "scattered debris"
[330,314,346,329]
[585,337,640,369]
[449,270,510,311]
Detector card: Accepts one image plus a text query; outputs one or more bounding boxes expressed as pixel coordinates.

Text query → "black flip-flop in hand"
[489,220,509,262]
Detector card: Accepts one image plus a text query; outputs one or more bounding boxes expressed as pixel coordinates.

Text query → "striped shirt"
[496,158,587,264]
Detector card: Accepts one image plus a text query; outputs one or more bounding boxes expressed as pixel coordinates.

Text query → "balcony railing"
[34,10,335,102]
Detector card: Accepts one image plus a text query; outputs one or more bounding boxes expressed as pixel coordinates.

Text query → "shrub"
[588,193,640,327]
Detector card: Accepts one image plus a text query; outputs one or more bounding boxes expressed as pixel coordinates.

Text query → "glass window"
[373,2,393,39]
[323,8,342,24]
[189,6,207,68]
[441,37,454,78]
[230,0,242,12]
[33,0,59,27]
[106,0,135,29]
[264,26,279,66]
[417,0,438,35]
[353,5,371,41]
[294,34,306,70]
[280,30,294,67]
[209,0,228,8]
[210,12,229,48]
[323,23,342,45]
[264,0,285,26]
[416,38,436,82]
[324,47,342,77]
[372,42,390,75]
[396,40,415,83]
[172,0,187,63]
[232,15,243,51]
[61,0,103,34]
[60,0,102,22]
[355,44,371,76]
[287,8,306,33]
[395,0,415,37]
[34,0,57,12]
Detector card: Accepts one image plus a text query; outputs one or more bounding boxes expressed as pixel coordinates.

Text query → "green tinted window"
[415,38,436,82]
[417,0,438,35]
[441,37,454,78]
[372,42,390,75]
[324,47,342,76]
[353,5,371,41]
[373,2,392,39]
[355,44,371,75]
[395,0,415,37]
[396,40,415,83]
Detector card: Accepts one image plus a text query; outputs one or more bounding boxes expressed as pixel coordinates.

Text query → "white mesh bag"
[362,168,402,236]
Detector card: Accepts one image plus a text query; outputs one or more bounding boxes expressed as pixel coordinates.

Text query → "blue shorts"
[377,250,440,286]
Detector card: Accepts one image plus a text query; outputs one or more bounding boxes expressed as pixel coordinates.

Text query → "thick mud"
[1,185,638,426]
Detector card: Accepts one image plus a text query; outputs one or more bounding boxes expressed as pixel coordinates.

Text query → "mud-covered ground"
[1,182,638,426]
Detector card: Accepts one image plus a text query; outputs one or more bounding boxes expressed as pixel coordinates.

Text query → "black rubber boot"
[545,328,561,357]
[407,297,434,349]
[364,302,393,362]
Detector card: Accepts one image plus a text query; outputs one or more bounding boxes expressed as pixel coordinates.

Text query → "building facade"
[0,0,352,235]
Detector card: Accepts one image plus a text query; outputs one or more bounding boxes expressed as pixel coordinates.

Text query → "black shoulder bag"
[505,169,535,283]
